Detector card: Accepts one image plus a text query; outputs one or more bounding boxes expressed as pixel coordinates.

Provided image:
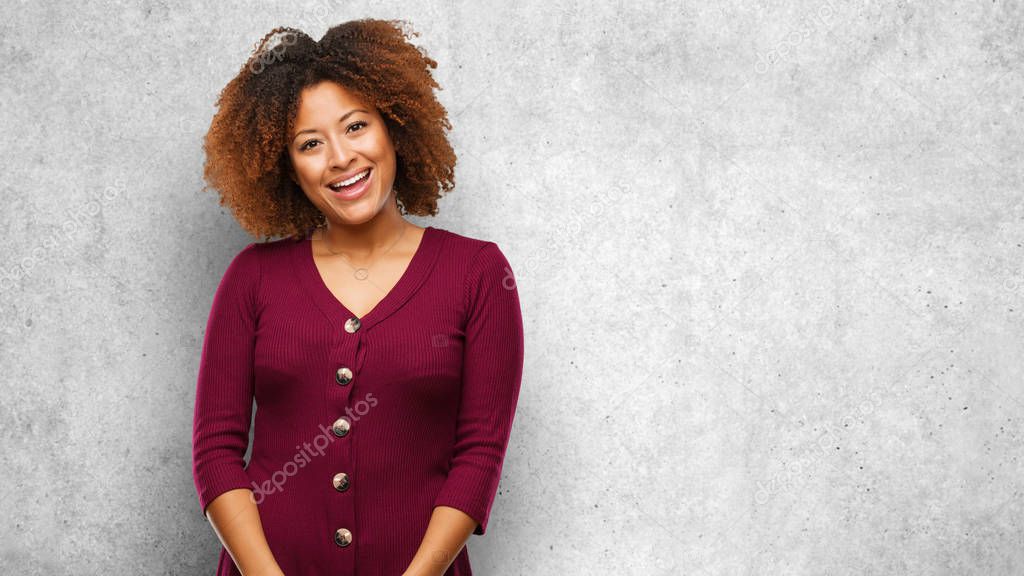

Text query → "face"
[287,81,398,226]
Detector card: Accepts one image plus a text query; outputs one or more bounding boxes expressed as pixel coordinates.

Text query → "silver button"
[332,472,350,492]
[334,527,352,547]
[331,417,350,437]
[335,367,353,386]
[344,317,361,333]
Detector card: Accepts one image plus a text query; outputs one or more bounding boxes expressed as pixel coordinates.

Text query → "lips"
[327,168,371,189]
[327,167,373,201]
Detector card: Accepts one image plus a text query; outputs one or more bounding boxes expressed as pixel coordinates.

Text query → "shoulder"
[219,236,298,287]
[220,242,261,277]
[238,236,303,270]
[435,227,510,268]
[435,229,517,308]
[216,237,301,308]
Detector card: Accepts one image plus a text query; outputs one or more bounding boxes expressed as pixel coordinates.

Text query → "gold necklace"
[319,223,408,282]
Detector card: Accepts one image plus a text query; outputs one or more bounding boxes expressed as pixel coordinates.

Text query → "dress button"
[344,317,361,333]
[331,417,350,437]
[332,472,350,492]
[334,527,352,547]
[335,367,353,386]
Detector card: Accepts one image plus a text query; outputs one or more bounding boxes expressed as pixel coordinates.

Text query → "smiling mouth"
[327,168,371,192]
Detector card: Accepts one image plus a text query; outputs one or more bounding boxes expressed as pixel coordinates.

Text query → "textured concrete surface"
[1,1,1022,574]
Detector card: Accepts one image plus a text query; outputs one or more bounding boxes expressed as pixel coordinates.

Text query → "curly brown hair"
[202,18,457,241]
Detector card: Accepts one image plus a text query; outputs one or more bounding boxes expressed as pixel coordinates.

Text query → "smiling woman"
[286,83,398,231]
[201,18,457,241]
[193,17,524,576]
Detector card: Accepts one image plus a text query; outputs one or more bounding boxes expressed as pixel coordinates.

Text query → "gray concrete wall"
[1,1,1022,574]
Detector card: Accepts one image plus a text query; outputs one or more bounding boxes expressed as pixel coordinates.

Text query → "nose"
[325,136,355,170]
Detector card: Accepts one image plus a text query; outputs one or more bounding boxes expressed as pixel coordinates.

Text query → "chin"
[334,203,385,226]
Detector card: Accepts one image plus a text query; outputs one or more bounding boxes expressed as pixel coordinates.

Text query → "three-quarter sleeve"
[433,242,525,535]
[191,242,262,517]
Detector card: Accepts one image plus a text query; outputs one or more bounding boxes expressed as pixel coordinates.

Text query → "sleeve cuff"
[432,464,503,535]
[195,464,253,518]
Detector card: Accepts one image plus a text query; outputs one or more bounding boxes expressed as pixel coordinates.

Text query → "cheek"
[373,150,397,181]
[292,157,322,186]
[368,133,396,165]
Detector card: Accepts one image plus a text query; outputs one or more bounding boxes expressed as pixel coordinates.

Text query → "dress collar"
[291,226,446,333]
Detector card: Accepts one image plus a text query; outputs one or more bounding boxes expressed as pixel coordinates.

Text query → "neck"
[319,212,410,260]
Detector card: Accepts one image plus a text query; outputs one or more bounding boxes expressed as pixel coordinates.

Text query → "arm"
[192,244,282,576]
[206,488,284,576]
[408,242,524,575]
[401,505,477,576]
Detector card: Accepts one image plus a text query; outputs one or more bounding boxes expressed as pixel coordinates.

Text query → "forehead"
[294,81,373,121]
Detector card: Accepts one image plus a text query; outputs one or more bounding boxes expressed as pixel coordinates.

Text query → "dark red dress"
[191,226,524,575]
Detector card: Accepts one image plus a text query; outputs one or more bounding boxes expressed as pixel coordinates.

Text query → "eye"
[298,121,366,151]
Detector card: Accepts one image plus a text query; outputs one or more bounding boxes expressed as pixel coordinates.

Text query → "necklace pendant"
[354,268,369,281]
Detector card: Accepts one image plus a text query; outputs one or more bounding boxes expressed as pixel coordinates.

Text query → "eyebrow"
[292,108,369,141]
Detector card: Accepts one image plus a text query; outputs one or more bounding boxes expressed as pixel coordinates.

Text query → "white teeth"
[330,169,370,188]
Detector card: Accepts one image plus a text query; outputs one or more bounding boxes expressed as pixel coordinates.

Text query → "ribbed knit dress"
[191,226,524,576]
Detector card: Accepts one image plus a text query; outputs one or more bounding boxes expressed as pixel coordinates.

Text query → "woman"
[191,19,525,576]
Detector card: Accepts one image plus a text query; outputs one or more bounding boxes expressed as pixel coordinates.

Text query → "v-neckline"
[293,225,444,332]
